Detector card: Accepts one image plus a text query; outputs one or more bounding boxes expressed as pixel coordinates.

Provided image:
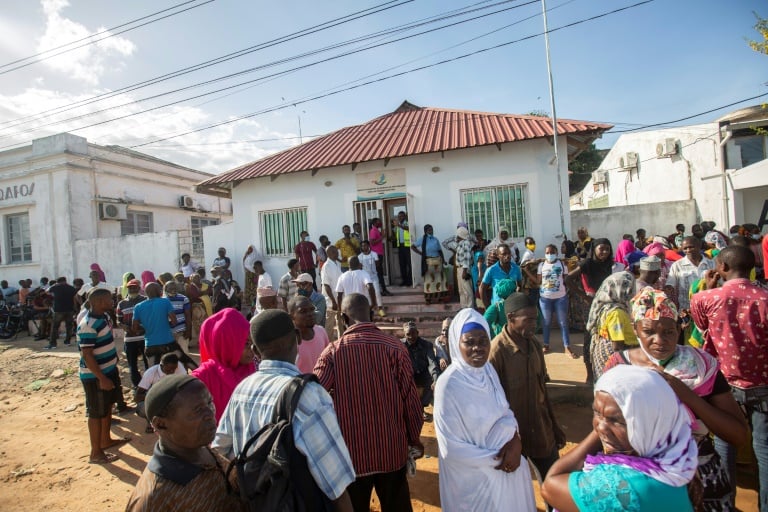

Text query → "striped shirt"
[116,295,147,342]
[214,360,355,500]
[314,322,424,476]
[165,293,190,334]
[76,312,118,381]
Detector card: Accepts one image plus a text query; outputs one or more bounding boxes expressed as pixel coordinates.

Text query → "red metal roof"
[199,101,612,187]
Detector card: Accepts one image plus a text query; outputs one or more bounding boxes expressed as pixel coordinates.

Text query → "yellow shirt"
[601,309,638,346]
[335,237,361,267]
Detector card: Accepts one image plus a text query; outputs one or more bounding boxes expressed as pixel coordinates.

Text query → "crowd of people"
[3,218,767,512]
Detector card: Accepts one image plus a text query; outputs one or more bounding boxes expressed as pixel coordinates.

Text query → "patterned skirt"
[590,334,615,381]
[692,435,735,512]
[243,269,257,307]
[423,257,448,301]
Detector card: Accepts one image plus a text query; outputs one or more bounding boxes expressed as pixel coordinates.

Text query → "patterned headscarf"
[586,271,635,333]
[630,287,678,323]
[643,242,665,257]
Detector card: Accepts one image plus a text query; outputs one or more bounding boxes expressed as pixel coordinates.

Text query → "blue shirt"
[165,293,190,334]
[481,261,522,303]
[214,360,355,501]
[413,235,442,258]
[76,312,118,381]
[132,297,175,347]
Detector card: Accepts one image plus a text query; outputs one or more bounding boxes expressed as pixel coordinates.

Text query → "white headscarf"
[243,245,258,273]
[594,365,698,487]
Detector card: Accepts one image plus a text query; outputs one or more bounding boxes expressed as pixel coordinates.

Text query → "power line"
[0,0,215,75]
[0,0,414,130]
[0,0,530,141]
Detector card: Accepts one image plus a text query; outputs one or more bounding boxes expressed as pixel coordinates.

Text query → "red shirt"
[690,278,768,388]
[294,241,317,271]
[368,226,384,256]
[314,322,423,476]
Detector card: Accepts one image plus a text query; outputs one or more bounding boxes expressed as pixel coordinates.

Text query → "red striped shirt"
[314,322,423,477]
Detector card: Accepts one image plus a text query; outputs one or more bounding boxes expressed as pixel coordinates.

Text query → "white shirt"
[137,363,187,391]
[180,261,201,278]
[358,251,379,279]
[320,259,343,307]
[335,269,373,301]
[257,272,273,289]
[79,281,109,298]
[537,259,567,299]
[666,255,716,310]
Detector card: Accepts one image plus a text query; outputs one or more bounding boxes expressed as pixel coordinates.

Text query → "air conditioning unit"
[619,152,638,170]
[98,202,128,220]
[179,195,197,209]
[656,138,678,157]
[592,170,609,184]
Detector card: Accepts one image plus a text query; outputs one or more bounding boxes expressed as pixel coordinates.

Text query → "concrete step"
[377,321,443,339]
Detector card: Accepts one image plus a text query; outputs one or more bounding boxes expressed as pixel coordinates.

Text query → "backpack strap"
[271,373,319,424]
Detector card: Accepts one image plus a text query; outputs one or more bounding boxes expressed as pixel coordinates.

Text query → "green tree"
[568,144,607,195]
[747,12,768,54]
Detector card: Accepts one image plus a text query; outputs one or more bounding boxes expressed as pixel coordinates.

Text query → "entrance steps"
[376,285,459,338]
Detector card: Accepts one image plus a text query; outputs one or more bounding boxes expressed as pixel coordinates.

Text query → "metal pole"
[541,0,566,238]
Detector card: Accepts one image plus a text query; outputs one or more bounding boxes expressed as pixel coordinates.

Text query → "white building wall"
[229,137,570,284]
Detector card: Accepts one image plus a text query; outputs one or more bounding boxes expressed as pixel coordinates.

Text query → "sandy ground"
[0,336,759,511]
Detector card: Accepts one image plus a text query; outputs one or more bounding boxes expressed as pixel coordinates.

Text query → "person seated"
[541,365,698,512]
[135,353,187,433]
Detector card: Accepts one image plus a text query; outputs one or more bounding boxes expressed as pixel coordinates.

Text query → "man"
[31,286,52,340]
[77,288,129,464]
[45,276,77,349]
[690,245,768,511]
[212,247,231,270]
[335,256,377,310]
[454,227,474,308]
[1,280,18,304]
[163,282,192,356]
[367,218,391,295]
[254,287,279,314]
[321,245,344,341]
[252,261,274,315]
[116,278,149,389]
[179,253,201,278]
[127,374,243,511]
[314,294,424,512]
[351,222,363,244]
[574,226,592,260]
[335,225,361,271]
[401,321,440,421]
[278,258,301,310]
[214,310,356,512]
[634,256,661,294]
[479,244,522,308]
[433,317,451,370]
[18,279,31,306]
[358,240,383,306]
[293,273,327,327]
[392,211,412,286]
[317,235,331,270]
[79,270,107,301]
[295,230,319,290]
[290,295,330,374]
[489,293,564,504]
[133,282,197,371]
[134,353,187,433]
[665,236,715,311]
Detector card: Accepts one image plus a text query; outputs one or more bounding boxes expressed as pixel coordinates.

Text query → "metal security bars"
[260,207,307,257]
[7,213,32,263]
[121,211,154,235]
[190,216,219,255]
[460,184,529,239]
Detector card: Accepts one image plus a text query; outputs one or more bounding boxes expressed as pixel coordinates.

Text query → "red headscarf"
[90,263,106,283]
[140,270,156,291]
[192,309,255,421]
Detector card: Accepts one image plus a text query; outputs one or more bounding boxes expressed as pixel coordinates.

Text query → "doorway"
[385,199,407,286]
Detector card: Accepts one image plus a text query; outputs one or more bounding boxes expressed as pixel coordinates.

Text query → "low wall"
[570,199,698,245]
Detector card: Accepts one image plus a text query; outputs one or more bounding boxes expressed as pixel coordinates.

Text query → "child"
[359,241,385,316]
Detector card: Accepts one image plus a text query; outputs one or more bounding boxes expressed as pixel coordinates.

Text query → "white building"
[197,101,610,287]
[571,105,768,242]
[0,133,232,286]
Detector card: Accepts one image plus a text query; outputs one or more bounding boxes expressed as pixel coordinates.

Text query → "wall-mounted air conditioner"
[656,138,678,157]
[99,202,128,220]
[179,195,197,209]
[619,152,638,170]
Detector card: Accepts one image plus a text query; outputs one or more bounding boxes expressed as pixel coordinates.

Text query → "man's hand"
[703,269,720,290]
[439,358,448,371]
[98,376,115,391]
[410,441,425,460]
[494,433,522,472]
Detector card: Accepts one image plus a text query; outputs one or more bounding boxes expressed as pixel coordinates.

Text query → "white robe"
[434,309,536,512]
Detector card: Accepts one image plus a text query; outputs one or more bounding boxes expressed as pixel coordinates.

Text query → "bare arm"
[479,282,490,308]
[331,491,353,512]
[541,430,602,512]
[324,284,338,310]
[82,347,114,391]
[366,283,377,309]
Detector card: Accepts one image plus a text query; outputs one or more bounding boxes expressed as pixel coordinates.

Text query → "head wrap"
[630,287,678,322]
[614,240,636,267]
[141,270,156,291]
[145,374,198,421]
[643,242,665,256]
[591,366,697,487]
[461,321,485,334]
[90,263,106,283]
[447,309,503,401]
[192,308,254,422]
[257,287,277,297]
[586,272,635,333]
[504,292,535,315]
[456,227,470,239]
[120,272,134,298]
[456,221,469,229]
[243,244,259,273]
[494,279,517,301]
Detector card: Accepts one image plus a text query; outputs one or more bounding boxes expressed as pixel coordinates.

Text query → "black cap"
[145,374,197,421]
[250,309,295,346]
[504,292,536,315]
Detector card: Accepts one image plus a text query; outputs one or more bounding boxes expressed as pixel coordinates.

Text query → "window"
[120,211,153,235]
[735,134,766,167]
[7,213,32,263]
[190,216,219,254]
[260,207,307,257]
[460,184,529,239]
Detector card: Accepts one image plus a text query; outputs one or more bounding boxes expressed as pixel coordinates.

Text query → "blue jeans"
[714,389,768,511]
[539,295,570,348]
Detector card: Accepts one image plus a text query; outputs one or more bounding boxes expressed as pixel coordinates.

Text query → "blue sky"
[0,0,764,173]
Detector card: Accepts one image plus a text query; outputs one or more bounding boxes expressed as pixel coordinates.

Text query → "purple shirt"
[369,226,384,256]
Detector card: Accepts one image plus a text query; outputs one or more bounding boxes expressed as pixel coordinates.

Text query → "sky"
[0,0,765,175]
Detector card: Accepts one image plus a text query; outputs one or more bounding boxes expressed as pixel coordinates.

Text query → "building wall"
[571,199,698,246]
[228,137,571,285]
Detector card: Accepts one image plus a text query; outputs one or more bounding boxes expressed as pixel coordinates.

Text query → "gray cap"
[639,256,661,271]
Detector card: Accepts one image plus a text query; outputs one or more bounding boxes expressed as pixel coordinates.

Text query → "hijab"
[614,240,636,267]
[90,263,106,283]
[191,308,255,422]
[586,271,635,334]
[140,270,156,291]
[120,272,134,298]
[589,365,698,487]
[243,245,258,273]
[579,238,614,292]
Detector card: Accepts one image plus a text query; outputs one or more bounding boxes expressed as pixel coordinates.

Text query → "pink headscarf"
[192,309,255,421]
[614,240,636,267]
[90,263,106,283]
[643,242,665,257]
[140,270,156,291]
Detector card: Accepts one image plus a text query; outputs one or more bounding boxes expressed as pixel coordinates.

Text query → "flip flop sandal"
[89,453,119,464]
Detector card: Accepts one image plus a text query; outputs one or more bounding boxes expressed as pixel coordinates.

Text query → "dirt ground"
[0,337,759,511]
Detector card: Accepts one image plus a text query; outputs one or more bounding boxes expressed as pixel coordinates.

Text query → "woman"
[242,245,259,308]
[185,275,205,348]
[586,272,638,381]
[119,272,135,300]
[538,244,575,357]
[483,279,517,337]
[412,224,447,304]
[471,232,488,309]
[615,239,642,269]
[561,239,579,272]
[541,365,698,512]
[191,272,213,317]
[191,308,256,422]
[604,288,748,511]
[434,308,536,512]
[140,270,156,292]
[90,263,107,284]
[566,238,616,383]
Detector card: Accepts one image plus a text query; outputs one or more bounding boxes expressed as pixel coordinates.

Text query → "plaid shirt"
[213,360,355,500]
[456,238,473,269]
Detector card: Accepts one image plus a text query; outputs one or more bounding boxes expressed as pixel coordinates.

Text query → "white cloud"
[0,86,299,174]
[36,0,136,85]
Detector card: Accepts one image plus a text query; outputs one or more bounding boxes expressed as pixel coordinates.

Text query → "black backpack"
[226,374,333,512]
